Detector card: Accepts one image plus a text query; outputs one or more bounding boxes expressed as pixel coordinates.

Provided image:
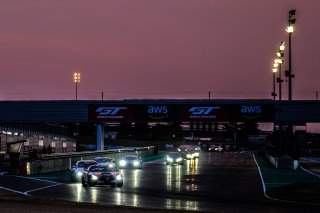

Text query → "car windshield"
[77,161,96,168]
[178,145,187,151]
[95,158,111,163]
[167,153,180,158]
[89,166,114,172]
[124,156,138,160]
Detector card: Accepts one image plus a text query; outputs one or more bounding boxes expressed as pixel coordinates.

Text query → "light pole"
[285,10,296,101]
[272,62,278,101]
[275,44,285,154]
[276,42,285,101]
[73,72,80,100]
[284,10,296,158]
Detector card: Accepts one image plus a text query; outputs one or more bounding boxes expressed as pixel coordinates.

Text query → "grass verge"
[254,154,320,204]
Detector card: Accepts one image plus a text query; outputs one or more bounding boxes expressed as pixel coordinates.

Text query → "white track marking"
[253,154,320,206]
[300,165,320,178]
[0,185,29,196]
[24,183,62,194]
[14,175,60,184]
[0,175,62,195]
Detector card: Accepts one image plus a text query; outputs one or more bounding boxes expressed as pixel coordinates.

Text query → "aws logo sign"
[240,105,262,119]
[147,106,168,120]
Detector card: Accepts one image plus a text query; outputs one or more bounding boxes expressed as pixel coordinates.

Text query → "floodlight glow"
[277,52,285,58]
[286,26,294,33]
[280,42,285,51]
[73,72,81,83]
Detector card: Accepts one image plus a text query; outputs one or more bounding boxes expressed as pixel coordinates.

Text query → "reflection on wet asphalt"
[52,157,204,211]
[27,152,320,213]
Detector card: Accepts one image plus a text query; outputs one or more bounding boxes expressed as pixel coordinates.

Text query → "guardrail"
[21,146,155,175]
[41,146,154,159]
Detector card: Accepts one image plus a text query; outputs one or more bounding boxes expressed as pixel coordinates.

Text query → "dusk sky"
[0,0,319,101]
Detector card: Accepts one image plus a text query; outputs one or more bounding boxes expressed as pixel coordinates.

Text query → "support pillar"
[97,124,105,150]
[202,122,206,132]
[196,122,200,132]
[214,122,218,133]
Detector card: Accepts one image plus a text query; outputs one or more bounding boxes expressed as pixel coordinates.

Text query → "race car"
[81,165,123,187]
[177,145,200,160]
[94,157,116,168]
[118,155,143,169]
[165,152,184,165]
[208,143,223,152]
[70,160,98,182]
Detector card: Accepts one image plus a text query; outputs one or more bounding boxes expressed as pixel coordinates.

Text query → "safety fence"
[21,146,155,175]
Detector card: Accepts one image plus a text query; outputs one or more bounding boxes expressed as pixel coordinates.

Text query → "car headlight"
[176,157,182,162]
[119,160,126,166]
[133,161,140,166]
[108,164,114,168]
[187,154,192,159]
[193,152,199,157]
[91,175,98,180]
[167,157,173,162]
[77,171,83,176]
[116,175,122,180]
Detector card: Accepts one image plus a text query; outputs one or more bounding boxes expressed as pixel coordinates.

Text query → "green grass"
[255,154,320,203]
[141,154,165,162]
[255,155,320,189]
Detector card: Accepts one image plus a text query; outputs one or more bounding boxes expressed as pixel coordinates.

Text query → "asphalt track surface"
[1,152,320,213]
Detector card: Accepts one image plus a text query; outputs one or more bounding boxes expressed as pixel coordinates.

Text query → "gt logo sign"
[189,107,220,115]
[96,107,127,115]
